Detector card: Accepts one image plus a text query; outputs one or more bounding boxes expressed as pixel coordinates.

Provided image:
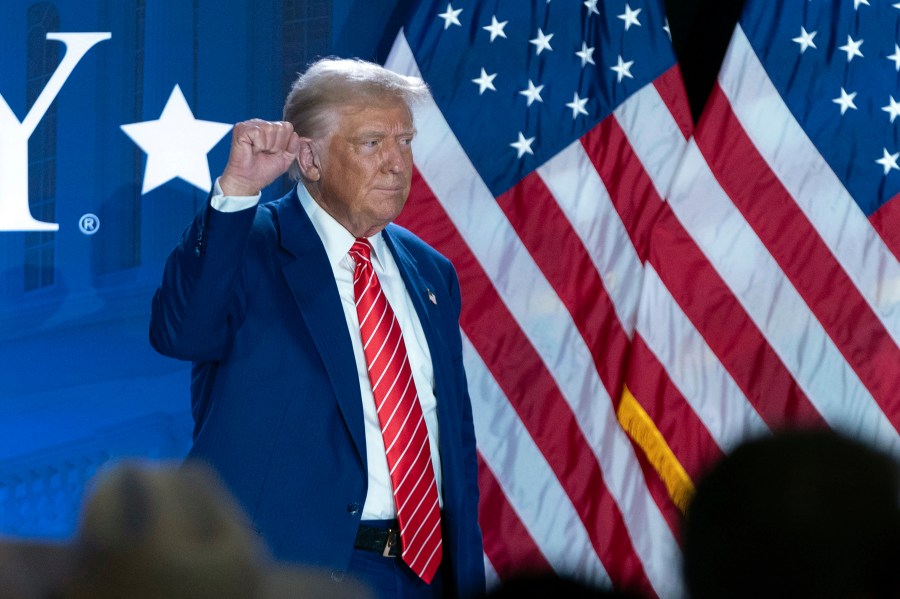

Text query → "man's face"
[312,97,416,238]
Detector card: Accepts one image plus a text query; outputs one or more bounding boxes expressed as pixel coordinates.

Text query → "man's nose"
[382,141,405,173]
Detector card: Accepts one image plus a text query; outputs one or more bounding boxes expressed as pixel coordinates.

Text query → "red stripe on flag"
[698,84,900,433]
[650,202,825,427]
[496,172,630,403]
[652,64,694,141]
[398,169,656,597]
[477,454,553,579]
[581,117,664,263]
[627,334,724,479]
[869,193,900,263]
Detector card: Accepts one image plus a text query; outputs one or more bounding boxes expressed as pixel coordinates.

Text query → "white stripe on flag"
[463,334,611,587]
[636,263,769,452]
[536,141,643,333]
[613,82,689,202]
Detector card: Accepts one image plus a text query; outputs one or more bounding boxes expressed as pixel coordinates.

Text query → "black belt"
[355,523,401,557]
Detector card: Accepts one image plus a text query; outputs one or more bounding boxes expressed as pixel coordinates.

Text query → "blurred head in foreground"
[682,429,900,599]
[0,461,370,599]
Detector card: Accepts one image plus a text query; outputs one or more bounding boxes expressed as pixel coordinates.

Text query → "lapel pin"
[427,289,437,305]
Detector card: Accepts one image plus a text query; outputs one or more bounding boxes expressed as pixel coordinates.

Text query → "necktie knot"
[350,238,371,265]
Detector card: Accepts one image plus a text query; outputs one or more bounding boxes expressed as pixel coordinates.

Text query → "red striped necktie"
[349,238,442,583]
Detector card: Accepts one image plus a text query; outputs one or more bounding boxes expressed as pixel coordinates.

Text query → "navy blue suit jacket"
[149,188,485,597]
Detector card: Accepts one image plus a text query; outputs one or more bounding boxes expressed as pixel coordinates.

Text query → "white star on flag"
[120,84,232,194]
[792,27,817,53]
[888,45,900,71]
[838,35,864,61]
[565,92,589,118]
[530,28,554,55]
[472,68,497,94]
[618,4,642,31]
[576,42,596,67]
[876,148,900,175]
[483,16,508,42]
[438,3,462,29]
[833,87,858,115]
[854,0,870,8]
[584,0,600,16]
[510,132,535,158]
[883,96,900,123]
[519,80,544,106]
[610,55,635,82]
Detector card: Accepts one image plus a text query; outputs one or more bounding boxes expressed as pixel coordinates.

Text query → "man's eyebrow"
[351,127,417,140]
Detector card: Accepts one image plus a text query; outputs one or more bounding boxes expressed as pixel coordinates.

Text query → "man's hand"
[219,119,301,197]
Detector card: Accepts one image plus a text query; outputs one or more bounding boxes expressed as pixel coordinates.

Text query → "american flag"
[622,0,900,588]
[385,0,690,596]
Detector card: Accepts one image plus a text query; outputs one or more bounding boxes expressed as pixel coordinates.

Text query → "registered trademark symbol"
[79,213,100,235]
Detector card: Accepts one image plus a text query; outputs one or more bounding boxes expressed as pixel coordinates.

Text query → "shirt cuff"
[210,177,262,213]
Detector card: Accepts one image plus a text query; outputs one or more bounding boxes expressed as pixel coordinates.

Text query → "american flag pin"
[427,289,437,305]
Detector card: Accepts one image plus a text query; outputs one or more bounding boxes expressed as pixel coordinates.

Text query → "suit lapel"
[381,227,452,404]
[270,189,366,464]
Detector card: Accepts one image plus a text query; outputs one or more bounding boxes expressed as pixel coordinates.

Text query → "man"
[149,58,485,598]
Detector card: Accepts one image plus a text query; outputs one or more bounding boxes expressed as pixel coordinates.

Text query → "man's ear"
[297,138,322,181]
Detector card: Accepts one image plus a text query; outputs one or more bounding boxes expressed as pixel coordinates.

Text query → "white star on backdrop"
[566,92,590,118]
[832,87,858,115]
[584,0,600,16]
[838,35,864,62]
[610,55,635,82]
[853,0,870,8]
[120,84,232,194]
[792,27,817,53]
[472,68,498,94]
[530,28,554,55]
[888,44,900,71]
[483,16,508,42]
[438,3,463,29]
[884,96,900,123]
[618,4,642,31]
[510,132,535,158]
[519,80,544,106]
[576,42,596,67]
[876,148,900,175]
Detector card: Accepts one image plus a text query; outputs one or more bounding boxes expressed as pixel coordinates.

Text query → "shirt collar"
[296,183,387,268]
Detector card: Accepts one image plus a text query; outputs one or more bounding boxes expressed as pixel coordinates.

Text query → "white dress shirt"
[211,181,443,520]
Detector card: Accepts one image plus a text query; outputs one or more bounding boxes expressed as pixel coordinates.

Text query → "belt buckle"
[383,528,398,557]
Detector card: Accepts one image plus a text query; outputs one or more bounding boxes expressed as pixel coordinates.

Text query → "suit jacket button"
[347,502,361,515]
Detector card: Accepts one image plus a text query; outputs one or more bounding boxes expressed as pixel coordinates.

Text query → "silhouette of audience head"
[64,460,268,598]
[682,428,900,599]
[0,460,370,599]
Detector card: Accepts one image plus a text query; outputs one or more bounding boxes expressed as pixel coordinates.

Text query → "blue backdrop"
[0,0,406,540]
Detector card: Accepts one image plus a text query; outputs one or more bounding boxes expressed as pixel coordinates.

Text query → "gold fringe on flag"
[617,385,695,512]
